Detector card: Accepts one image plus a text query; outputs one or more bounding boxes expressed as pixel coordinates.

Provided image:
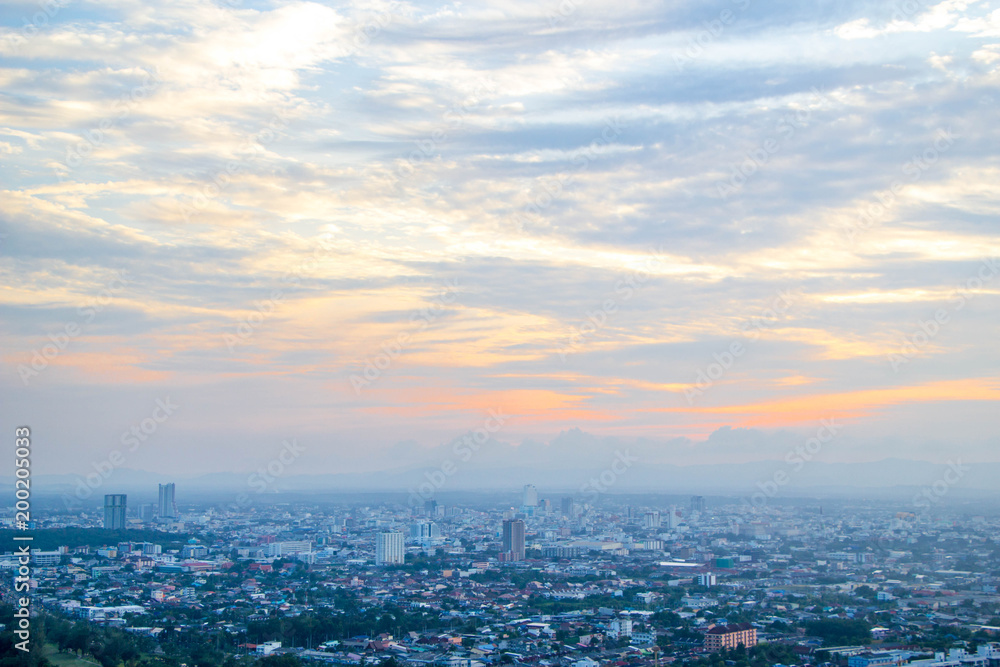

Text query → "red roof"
[706,623,755,635]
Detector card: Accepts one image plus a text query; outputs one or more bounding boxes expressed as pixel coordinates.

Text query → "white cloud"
[2,0,999,474]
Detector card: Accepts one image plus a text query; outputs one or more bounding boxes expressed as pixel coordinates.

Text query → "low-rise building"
[704,622,757,651]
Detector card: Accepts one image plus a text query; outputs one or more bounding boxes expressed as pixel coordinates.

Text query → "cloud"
[1,0,999,477]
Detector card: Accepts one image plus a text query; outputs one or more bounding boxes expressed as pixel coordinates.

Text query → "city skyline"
[7,486,1000,666]
[4,1,1000,665]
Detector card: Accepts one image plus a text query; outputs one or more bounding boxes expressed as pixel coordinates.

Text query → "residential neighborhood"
[4,488,1000,667]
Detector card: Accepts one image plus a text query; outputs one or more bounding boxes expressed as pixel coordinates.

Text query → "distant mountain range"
[20,458,1000,507]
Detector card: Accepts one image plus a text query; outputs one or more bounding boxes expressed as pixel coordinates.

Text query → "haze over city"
[5,3,1000,667]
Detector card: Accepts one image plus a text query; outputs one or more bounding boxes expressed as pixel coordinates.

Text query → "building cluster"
[4,487,1000,667]
[101,483,179,529]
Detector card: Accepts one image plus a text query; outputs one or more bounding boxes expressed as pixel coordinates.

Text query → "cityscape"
[4,482,1000,667]
[2,0,999,665]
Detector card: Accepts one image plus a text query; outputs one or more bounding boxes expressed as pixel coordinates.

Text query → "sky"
[1,0,999,481]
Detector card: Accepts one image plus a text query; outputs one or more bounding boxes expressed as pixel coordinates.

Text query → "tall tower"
[502,519,526,561]
[158,483,177,518]
[522,484,538,507]
[667,506,680,530]
[561,497,573,516]
[104,494,127,530]
[376,531,405,565]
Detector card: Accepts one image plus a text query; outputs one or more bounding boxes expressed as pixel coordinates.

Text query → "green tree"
[805,618,872,645]
[257,655,303,667]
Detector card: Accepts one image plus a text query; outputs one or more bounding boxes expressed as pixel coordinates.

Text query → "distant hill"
[19,458,1000,506]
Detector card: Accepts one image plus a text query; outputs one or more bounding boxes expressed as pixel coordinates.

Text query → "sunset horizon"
[2,0,999,480]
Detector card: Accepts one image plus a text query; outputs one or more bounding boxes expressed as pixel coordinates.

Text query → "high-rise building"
[502,519,526,561]
[376,531,405,565]
[667,506,680,530]
[643,510,661,529]
[138,504,156,522]
[409,521,441,541]
[104,494,127,530]
[561,497,573,516]
[690,495,706,513]
[522,484,538,507]
[158,483,177,518]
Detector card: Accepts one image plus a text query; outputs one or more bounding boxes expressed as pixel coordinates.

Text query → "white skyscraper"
[376,531,405,565]
[522,484,538,507]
